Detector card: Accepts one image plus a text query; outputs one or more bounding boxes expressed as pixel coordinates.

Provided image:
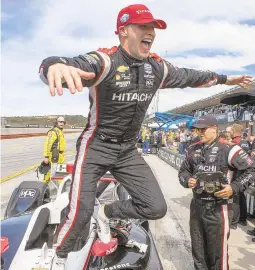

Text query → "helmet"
[38,161,51,175]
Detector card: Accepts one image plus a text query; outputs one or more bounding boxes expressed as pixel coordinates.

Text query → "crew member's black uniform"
[179,139,255,270]
[231,136,251,227]
[39,45,228,258]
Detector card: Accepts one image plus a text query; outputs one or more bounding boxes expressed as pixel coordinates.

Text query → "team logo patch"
[144,63,152,74]
[117,65,129,72]
[89,53,99,60]
[146,79,154,87]
[212,147,218,154]
[120,13,130,23]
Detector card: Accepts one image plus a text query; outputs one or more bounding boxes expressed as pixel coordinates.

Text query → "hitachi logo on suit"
[112,92,153,102]
[198,165,217,172]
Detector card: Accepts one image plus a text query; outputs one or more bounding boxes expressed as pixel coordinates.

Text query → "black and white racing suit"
[230,136,251,226]
[179,139,255,270]
[39,45,228,258]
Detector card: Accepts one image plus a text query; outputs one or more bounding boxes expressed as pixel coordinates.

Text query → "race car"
[1,164,163,270]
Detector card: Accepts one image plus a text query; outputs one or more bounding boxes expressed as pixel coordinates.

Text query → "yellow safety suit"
[43,127,66,183]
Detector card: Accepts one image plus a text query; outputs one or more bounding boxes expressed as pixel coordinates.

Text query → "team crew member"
[43,116,66,183]
[226,124,250,228]
[39,4,253,268]
[179,115,255,270]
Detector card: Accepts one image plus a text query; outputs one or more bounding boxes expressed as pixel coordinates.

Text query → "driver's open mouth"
[141,38,153,51]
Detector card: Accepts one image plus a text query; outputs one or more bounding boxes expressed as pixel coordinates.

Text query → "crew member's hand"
[44,158,49,164]
[188,178,197,188]
[225,75,253,88]
[251,151,255,157]
[47,63,96,96]
[214,184,233,198]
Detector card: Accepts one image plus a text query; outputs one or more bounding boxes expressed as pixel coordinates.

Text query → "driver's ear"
[119,26,128,37]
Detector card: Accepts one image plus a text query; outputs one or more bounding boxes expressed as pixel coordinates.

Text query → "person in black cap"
[187,126,200,147]
[179,114,255,270]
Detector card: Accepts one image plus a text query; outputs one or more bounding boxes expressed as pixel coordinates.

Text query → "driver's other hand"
[44,158,49,164]
[188,178,197,188]
[47,63,95,97]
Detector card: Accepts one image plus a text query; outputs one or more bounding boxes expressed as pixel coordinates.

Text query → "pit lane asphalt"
[1,136,255,270]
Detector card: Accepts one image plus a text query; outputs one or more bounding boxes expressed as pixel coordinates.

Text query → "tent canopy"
[149,112,195,131]
[220,91,255,106]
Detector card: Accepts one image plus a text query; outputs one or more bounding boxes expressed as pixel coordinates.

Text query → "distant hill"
[2,115,87,128]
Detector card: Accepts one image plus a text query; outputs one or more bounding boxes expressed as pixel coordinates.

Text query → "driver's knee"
[140,199,167,220]
[150,200,167,219]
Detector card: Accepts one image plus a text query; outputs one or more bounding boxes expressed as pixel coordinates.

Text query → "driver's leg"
[55,137,112,259]
[107,141,167,220]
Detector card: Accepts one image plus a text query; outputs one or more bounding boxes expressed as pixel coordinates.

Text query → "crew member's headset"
[54,117,66,126]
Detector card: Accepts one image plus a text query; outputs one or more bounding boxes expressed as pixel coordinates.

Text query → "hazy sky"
[2,0,255,117]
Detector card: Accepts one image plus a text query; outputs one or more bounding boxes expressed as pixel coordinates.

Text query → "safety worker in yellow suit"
[43,116,66,183]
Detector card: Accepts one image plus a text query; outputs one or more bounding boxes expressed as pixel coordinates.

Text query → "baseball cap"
[115,4,167,34]
[192,115,218,129]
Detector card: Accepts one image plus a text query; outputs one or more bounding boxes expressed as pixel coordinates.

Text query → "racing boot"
[94,202,111,243]
[51,255,66,270]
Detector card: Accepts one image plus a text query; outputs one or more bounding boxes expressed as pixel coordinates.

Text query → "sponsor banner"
[215,113,228,123]
[158,148,185,170]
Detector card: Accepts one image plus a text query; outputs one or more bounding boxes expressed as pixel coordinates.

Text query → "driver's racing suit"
[39,45,228,258]
[179,139,255,270]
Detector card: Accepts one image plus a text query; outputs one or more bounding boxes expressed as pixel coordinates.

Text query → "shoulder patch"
[149,52,163,62]
[97,46,118,56]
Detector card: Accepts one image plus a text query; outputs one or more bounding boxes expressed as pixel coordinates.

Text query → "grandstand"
[148,81,255,131]
[169,82,255,115]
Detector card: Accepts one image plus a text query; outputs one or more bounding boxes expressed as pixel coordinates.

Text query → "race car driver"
[43,116,66,183]
[179,115,255,270]
[38,3,253,268]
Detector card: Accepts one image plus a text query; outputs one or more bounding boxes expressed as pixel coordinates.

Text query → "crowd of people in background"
[188,103,255,118]
[137,125,200,155]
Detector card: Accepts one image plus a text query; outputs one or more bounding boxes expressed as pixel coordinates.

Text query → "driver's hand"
[214,184,233,198]
[47,63,95,96]
[44,158,49,164]
[251,151,255,157]
[188,178,197,188]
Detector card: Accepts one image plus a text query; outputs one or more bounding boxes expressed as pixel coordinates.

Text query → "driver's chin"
[133,47,148,60]
[140,51,150,59]
[138,47,150,59]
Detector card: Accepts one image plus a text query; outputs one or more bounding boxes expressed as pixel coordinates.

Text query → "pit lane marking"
[0,150,75,183]
[0,164,41,183]
[4,145,24,151]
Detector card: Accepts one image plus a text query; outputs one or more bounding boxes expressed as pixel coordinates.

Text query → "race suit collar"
[203,137,218,150]
[119,45,145,67]
[232,136,241,143]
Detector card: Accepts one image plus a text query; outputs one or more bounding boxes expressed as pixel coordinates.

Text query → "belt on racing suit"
[193,194,233,207]
[59,151,64,154]
[97,133,135,143]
